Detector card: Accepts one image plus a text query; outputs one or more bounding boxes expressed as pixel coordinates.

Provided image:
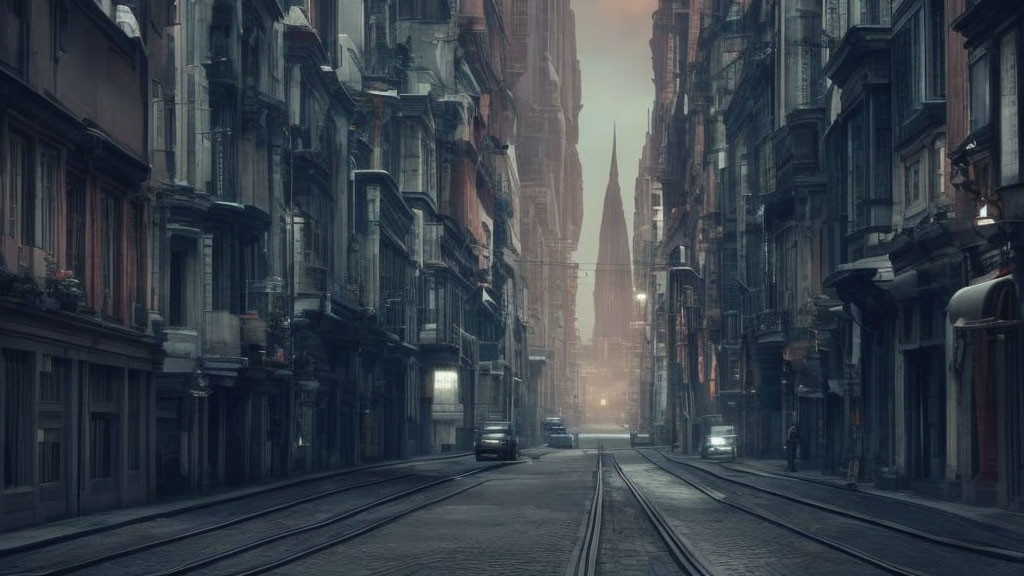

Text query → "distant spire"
[609,123,618,182]
[593,122,632,342]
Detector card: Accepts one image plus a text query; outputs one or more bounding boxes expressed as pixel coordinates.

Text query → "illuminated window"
[433,369,459,405]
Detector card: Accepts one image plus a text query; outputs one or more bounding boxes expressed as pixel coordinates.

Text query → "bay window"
[970,51,992,133]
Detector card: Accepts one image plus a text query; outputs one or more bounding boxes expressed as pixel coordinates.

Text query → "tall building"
[640,0,1024,510]
[586,130,633,423]
[512,0,584,435]
[0,0,167,529]
[0,0,576,530]
[593,130,633,341]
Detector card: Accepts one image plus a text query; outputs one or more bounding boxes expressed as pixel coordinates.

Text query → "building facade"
[0,0,164,529]
[641,0,1022,509]
[511,0,584,436]
[1,0,570,530]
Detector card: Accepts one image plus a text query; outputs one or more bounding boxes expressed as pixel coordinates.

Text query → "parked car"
[700,425,736,460]
[475,422,519,461]
[542,416,563,436]
[548,426,574,448]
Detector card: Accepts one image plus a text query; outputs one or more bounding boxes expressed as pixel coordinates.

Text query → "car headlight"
[710,437,726,446]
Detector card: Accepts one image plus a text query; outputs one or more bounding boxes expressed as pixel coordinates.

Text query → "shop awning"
[948,275,1020,331]
[823,254,894,289]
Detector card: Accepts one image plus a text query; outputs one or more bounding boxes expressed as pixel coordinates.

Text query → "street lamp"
[635,292,648,303]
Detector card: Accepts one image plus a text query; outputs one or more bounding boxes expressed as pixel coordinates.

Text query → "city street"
[2,440,1023,575]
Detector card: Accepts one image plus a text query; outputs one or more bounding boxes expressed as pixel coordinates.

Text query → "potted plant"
[0,270,43,304]
[46,269,84,312]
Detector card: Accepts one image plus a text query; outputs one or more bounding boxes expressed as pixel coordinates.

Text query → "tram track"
[569,450,603,576]
[0,452,473,560]
[656,450,1024,563]
[638,449,1023,576]
[0,458,513,576]
[161,472,496,576]
[608,454,715,576]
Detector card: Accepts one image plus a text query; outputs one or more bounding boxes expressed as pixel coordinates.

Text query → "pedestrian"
[786,423,801,472]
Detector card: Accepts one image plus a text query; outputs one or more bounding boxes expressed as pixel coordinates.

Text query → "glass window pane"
[1000,31,1019,185]
[970,53,992,132]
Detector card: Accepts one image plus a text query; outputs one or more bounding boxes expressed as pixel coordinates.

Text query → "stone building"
[947,0,1024,508]
[0,0,165,528]
[644,0,1023,509]
[510,0,584,436]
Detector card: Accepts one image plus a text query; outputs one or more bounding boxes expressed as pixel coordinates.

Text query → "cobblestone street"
[2,446,1023,575]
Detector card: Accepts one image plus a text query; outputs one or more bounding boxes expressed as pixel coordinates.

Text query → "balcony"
[162,328,199,372]
[240,312,267,355]
[204,310,241,359]
[772,108,826,205]
[479,341,500,363]
[419,310,459,348]
[203,57,237,90]
[755,310,787,343]
[380,290,408,341]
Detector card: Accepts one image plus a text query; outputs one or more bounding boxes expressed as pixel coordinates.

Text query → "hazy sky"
[574,0,657,342]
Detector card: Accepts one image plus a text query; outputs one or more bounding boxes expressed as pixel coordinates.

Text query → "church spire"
[610,123,618,182]
[593,125,632,342]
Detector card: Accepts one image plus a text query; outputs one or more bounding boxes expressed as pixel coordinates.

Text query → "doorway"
[905,348,945,481]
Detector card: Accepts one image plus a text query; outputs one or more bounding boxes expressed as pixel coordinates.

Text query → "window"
[512,0,528,34]
[927,0,945,99]
[40,146,59,254]
[38,355,62,403]
[66,172,86,279]
[88,365,120,480]
[399,0,446,20]
[37,428,61,485]
[90,416,113,480]
[970,52,992,133]
[52,0,69,59]
[1,0,26,72]
[37,356,67,486]
[152,81,165,152]
[847,109,867,226]
[999,31,1019,186]
[8,132,30,244]
[894,9,924,125]
[3,348,33,489]
[905,158,922,208]
[169,244,187,327]
[129,202,145,312]
[101,192,123,318]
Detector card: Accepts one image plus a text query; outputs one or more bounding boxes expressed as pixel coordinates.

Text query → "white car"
[700,425,737,460]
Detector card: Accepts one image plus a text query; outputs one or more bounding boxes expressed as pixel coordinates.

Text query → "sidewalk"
[0,451,471,556]
[731,457,1024,537]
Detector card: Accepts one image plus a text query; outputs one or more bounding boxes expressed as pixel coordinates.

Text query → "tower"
[592,126,633,343]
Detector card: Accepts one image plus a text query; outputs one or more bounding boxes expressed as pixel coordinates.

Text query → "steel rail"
[635,450,928,576]
[151,463,521,576]
[569,449,604,576]
[610,454,716,576]
[230,480,490,576]
[661,451,1024,563]
[1,473,417,576]
[0,452,474,559]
